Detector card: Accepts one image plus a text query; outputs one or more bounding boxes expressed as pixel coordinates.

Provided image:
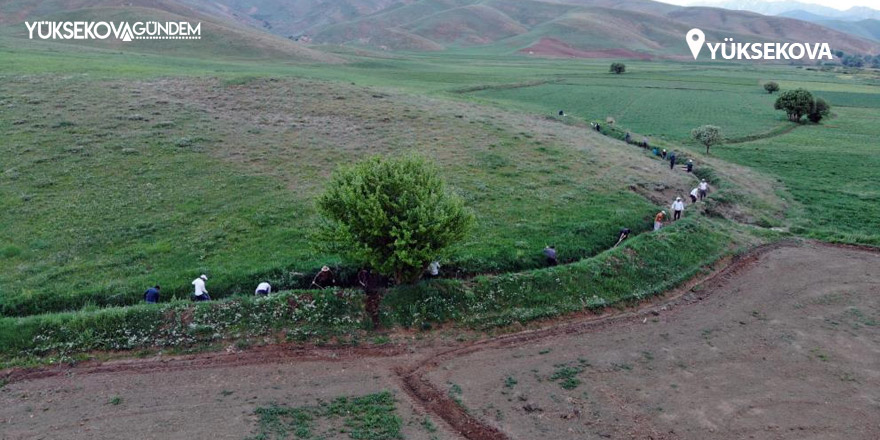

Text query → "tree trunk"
[364,291,383,329]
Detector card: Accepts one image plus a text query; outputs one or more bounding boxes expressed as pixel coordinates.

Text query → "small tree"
[807,97,831,123]
[763,81,779,94]
[691,125,723,155]
[774,88,814,122]
[609,62,626,74]
[315,155,474,286]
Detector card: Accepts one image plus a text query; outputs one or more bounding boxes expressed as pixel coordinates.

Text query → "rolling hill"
[2,0,878,59]
[0,0,344,62]
[778,11,880,42]
[190,0,880,58]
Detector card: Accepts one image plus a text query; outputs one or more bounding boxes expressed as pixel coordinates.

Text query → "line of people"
[622,130,697,174]
[143,265,340,304]
[654,179,710,231]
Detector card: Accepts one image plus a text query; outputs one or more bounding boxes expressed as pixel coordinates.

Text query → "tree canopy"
[316,155,475,285]
[691,125,723,155]
[774,88,814,122]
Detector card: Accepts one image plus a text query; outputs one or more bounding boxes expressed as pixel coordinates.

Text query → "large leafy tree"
[316,155,474,285]
[691,125,723,155]
[774,88,814,122]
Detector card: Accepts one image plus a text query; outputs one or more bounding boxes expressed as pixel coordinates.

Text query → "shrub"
[609,63,626,74]
[0,290,365,361]
[763,81,779,94]
[808,97,831,123]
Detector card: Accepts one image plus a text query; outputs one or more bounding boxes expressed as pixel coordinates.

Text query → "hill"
[7,0,876,59]
[814,19,880,43]
[779,11,880,42]
[0,0,343,62]
[665,7,880,55]
[183,0,880,58]
[698,1,880,20]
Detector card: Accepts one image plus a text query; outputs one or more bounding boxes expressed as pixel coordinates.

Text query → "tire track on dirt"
[1,344,405,383]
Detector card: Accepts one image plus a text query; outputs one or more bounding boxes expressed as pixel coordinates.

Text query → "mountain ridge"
[2,0,878,59]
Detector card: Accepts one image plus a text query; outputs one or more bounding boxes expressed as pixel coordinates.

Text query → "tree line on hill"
[833,51,880,69]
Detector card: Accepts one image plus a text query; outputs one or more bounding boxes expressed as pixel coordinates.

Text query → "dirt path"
[2,242,878,439]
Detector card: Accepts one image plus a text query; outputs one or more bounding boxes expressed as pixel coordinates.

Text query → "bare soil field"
[425,243,880,440]
[0,348,458,440]
[2,243,878,440]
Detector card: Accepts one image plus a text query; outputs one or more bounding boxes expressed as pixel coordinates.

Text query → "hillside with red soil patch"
[519,37,655,59]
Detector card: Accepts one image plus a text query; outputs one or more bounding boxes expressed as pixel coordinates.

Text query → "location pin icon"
[686,28,705,60]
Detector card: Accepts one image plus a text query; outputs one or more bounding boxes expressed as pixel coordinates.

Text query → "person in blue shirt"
[144,285,160,303]
[543,245,558,266]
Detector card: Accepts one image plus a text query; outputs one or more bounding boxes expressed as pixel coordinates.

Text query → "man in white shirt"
[427,261,440,278]
[699,179,709,200]
[255,281,272,296]
[690,187,699,203]
[671,197,685,221]
[192,274,210,301]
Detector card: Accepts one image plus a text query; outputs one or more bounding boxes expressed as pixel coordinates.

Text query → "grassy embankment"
[0,217,768,367]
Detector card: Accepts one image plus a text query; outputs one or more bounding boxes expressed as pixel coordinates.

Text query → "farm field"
[2,242,877,439]
[425,243,880,439]
[712,106,880,245]
[464,61,880,245]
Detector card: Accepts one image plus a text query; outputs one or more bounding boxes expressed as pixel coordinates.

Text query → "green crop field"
[713,106,880,245]
[0,35,878,364]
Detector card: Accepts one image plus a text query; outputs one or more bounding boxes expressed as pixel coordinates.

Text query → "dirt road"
[2,243,878,439]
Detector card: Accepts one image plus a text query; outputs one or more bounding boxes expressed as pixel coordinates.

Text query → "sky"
[662,0,880,10]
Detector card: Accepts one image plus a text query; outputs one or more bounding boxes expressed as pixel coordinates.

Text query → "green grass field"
[1,45,694,316]
[713,106,880,245]
[0,36,878,360]
[457,61,880,245]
